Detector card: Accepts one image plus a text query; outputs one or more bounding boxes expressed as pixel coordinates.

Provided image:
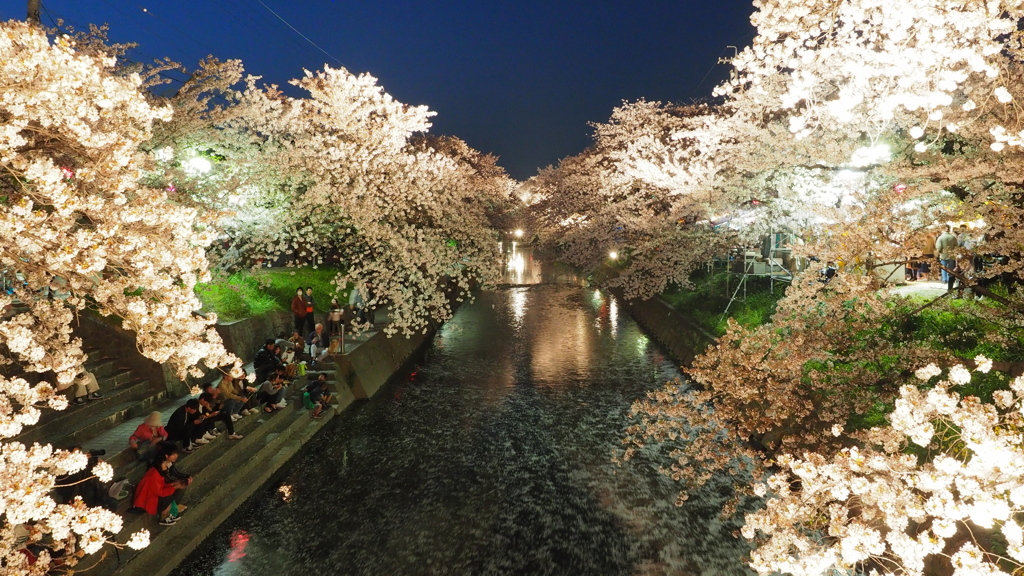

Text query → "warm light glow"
[185,156,212,174]
[507,251,525,279]
[510,287,527,325]
[514,229,524,238]
[609,251,618,260]
[278,484,292,502]
[609,296,618,339]
[849,143,890,167]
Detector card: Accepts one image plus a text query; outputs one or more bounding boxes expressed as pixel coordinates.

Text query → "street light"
[609,251,618,260]
[514,229,524,238]
[185,156,212,174]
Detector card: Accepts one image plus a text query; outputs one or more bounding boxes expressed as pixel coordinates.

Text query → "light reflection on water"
[173,287,755,576]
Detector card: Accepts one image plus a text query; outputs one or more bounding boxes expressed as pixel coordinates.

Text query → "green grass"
[661,270,786,336]
[196,267,344,322]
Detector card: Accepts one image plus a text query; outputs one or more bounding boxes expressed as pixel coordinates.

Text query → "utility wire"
[216,0,313,59]
[252,0,344,66]
[691,31,756,95]
[691,47,729,95]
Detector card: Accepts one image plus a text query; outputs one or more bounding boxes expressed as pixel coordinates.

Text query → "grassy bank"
[661,270,1023,432]
[196,267,344,322]
[660,270,786,336]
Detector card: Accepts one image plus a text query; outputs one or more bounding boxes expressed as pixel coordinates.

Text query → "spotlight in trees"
[185,156,212,174]
[514,229,524,238]
[609,251,618,260]
[849,143,890,167]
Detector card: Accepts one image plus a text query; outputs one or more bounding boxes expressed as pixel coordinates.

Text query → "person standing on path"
[326,298,343,338]
[290,287,307,333]
[935,225,959,290]
[303,286,316,336]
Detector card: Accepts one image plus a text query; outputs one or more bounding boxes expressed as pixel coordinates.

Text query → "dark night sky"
[2,0,756,179]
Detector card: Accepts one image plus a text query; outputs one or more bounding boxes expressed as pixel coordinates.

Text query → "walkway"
[886,278,948,300]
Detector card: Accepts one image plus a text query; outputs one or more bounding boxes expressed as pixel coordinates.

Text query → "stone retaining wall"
[621,295,717,367]
[338,324,437,399]
[75,313,174,393]
[214,310,293,362]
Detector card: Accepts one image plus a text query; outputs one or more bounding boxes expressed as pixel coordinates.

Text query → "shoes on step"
[228,434,244,440]
[201,432,216,441]
[231,414,242,422]
[194,438,209,445]
[73,396,87,405]
[89,392,102,399]
[159,516,178,526]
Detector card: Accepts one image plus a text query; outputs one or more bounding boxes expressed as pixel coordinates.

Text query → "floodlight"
[185,156,212,174]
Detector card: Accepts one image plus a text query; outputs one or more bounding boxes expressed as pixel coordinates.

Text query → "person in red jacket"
[290,287,307,333]
[132,458,187,525]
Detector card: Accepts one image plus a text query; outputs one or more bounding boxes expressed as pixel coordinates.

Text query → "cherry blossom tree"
[148,59,515,336]
[744,362,1024,576]
[0,21,238,571]
[602,2,1024,574]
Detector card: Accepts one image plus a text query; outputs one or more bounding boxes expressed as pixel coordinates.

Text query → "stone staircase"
[15,308,395,576]
[80,361,352,576]
[100,369,353,576]
[17,345,169,451]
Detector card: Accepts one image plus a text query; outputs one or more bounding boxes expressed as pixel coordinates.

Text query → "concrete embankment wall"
[620,295,717,368]
[214,310,293,364]
[339,323,437,399]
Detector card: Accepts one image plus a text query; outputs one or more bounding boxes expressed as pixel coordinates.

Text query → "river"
[172,258,754,575]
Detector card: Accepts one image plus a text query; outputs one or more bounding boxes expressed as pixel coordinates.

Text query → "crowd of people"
[120,289,351,527]
[907,224,1015,298]
[48,285,362,531]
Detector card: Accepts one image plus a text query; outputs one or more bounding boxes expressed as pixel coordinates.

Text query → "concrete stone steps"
[19,376,159,447]
[51,308,401,576]
[84,356,118,379]
[101,401,337,576]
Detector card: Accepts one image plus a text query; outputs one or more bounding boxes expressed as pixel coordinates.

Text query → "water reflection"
[173,287,754,576]
[498,245,583,286]
[509,287,527,327]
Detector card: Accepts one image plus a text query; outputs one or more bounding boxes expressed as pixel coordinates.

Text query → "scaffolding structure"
[720,231,799,320]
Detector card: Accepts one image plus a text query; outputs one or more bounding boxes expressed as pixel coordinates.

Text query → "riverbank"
[85,307,441,576]
[167,284,756,576]
[619,294,718,367]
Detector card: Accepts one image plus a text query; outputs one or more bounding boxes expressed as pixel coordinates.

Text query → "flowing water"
[172,275,755,575]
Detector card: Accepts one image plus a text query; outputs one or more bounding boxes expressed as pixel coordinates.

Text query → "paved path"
[886,279,948,300]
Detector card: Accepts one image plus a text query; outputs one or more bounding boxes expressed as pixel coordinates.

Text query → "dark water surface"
[172,287,753,576]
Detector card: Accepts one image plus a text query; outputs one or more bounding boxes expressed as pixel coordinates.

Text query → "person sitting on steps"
[67,369,102,405]
[304,374,333,419]
[165,399,205,452]
[133,445,189,526]
[215,373,247,422]
[307,323,329,364]
[253,339,282,383]
[257,373,286,413]
[129,411,168,462]
[199,390,243,440]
